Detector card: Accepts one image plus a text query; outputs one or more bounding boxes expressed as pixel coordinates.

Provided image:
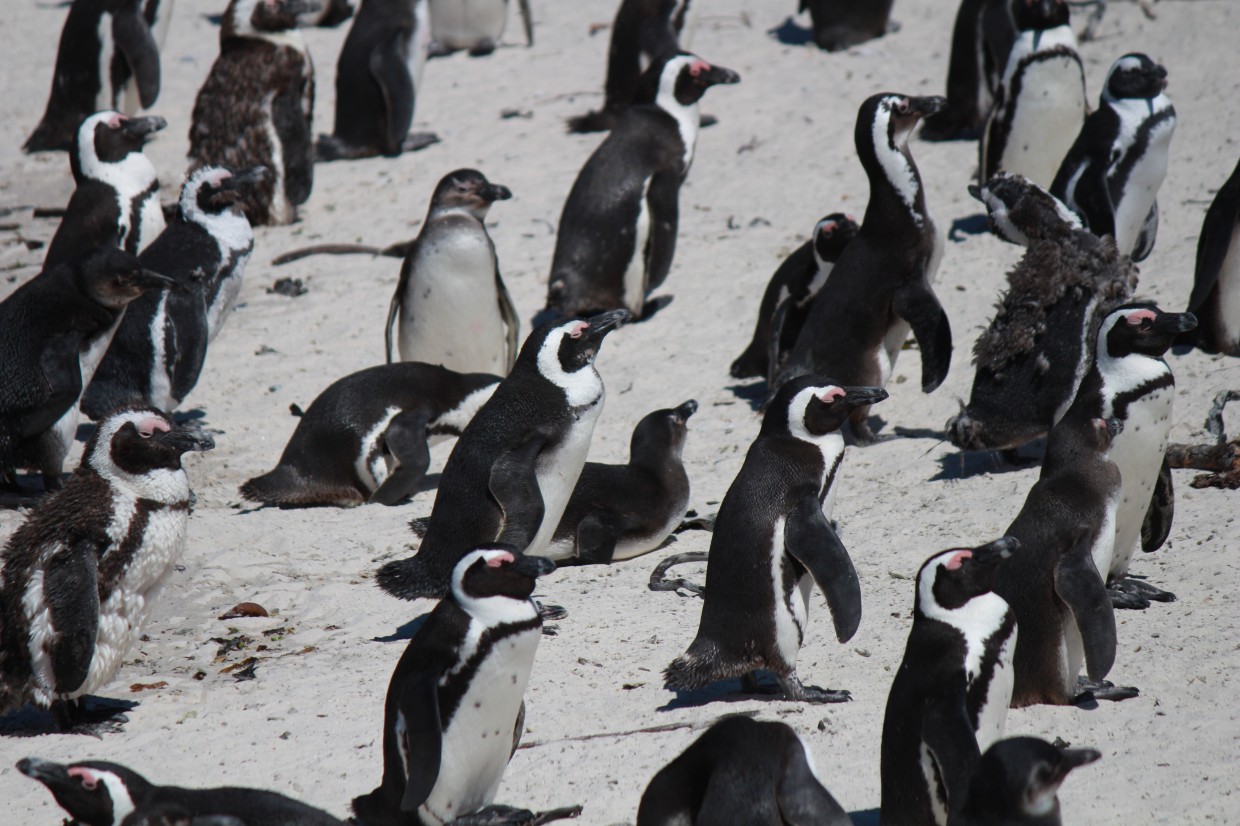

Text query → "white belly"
[207,251,251,342]
[1112,123,1174,257]
[610,492,687,562]
[1108,387,1174,576]
[622,178,653,317]
[1215,230,1240,348]
[148,293,174,411]
[429,0,507,48]
[262,93,293,225]
[972,628,1015,751]
[998,57,1086,188]
[409,0,431,92]
[770,515,812,668]
[527,407,604,559]
[879,319,911,386]
[1061,615,1084,696]
[136,192,165,253]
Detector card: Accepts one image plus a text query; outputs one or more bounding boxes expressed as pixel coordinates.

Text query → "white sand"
[2,0,1238,822]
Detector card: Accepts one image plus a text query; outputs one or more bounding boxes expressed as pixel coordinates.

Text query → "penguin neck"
[77,145,157,193]
[653,93,700,175]
[183,201,253,256]
[861,130,926,229]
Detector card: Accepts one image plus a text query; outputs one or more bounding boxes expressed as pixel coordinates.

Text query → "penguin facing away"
[921,0,1016,142]
[0,409,212,730]
[376,310,630,600]
[665,377,883,703]
[240,363,500,507]
[385,169,519,376]
[950,737,1101,826]
[800,0,896,52]
[636,715,852,826]
[880,537,1019,826]
[1184,156,1240,355]
[427,0,533,56]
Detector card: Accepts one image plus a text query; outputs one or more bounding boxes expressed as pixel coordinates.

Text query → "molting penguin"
[427,0,532,56]
[730,213,859,383]
[17,757,344,825]
[0,409,212,730]
[636,715,852,826]
[546,399,696,564]
[44,111,167,269]
[376,310,629,600]
[774,94,952,443]
[1184,157,1240,355]
[1050,53,1176,262]
[24,0,162,153]
[386,169,518,375]
[800,0,896,52]
[948,174,1136,454]
[82,165,268,420]
[544,53,739,321]
[0,247,176,494]
[880,537,1019,826]
[951,737,1100,826]
[241,363,500,507]
[188,0,317,226]
[979,0,1085,188]
[664,377,883,703]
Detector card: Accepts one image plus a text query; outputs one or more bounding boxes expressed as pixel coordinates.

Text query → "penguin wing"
[369,31,416,155]
[1188,179,1240,312]
[776,735,852,826]
[644,172,682,294]
[1054,525,1117,681]
[43,191,123,268]
[369,411,432,505]
[495,269,520,371]
[273,83,314,207]
[385,253,417,363]
[46,541,101,695]
[1140,456,1174,553]
[396,659,444,812]
[111,4,161,108]
[22,331,89,437]
[1130,201,1159,262]
[921,686,981,812]
[488,429,551,551]
[892,278,953,393]
[783,494,862,643]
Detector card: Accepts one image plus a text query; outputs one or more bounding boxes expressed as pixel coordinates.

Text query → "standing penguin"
[921,0,1015,141]
[376,310,630,600]
[386,169,519,375]
[951,737,1100,826]
[636,715,852,826]
[775,94,952,443]
[730,213,860,383]
[81,166,268,420]
[547,399,696,564]
[427,0,532,55]
[1050,53,1176,262]
[0,408,212,730]
[880,537,1019,826]
[44,111,167,269]
[24,0,162,153]
[188,0,316,226]
[1184,157,1240,356]
[316,0,439,161]
[0,247,176,494]
[979,0,1085,188]
[544,53,740,321]
[664,377,883,703]
[800,0,896,51]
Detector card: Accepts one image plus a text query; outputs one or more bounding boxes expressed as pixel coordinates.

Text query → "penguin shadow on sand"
[0,697,137,738]
[767,17,817,46]
[948,212,992,242]
[658,672,827,711]
[931,439,1047,482]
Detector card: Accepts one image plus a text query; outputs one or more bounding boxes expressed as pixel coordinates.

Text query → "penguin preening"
[951,737,1101,826]
[1184,156,1240,356]
[427,0,533,56]
[0,408,212,730]
[376,310,630,600]
[82,165,268,420]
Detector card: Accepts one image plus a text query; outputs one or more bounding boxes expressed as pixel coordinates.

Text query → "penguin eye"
[456,185,469,194]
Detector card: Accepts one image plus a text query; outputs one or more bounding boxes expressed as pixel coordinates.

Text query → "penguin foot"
[402,132,440,153]
[1075,678,1139,704]
[448,804,583,826]
[699,113,719,128]
[468,39,498,57]
[774,672,852,704]
[1109,578,1177,610]
[428,40,453,57]
[536,601,568,622]
[52,698,132,737]
[648,552,708,595]
[675,511,716,533]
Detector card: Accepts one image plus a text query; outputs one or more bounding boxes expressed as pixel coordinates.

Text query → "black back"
[329,0,418,155]
[1186,156,1240,353]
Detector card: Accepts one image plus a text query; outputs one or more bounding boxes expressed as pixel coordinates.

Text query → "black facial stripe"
[1109,373,1173,420]
[437,616,542,724]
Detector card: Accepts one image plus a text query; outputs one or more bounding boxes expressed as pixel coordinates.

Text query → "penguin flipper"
[489,430,551,552]
[892,279,953,393]
[370,32,416,155]
[111,5,161,109]
[273,85,314,207]
[1054,525,1117,681]
[921,691,981,814]
[46,541,101,695]
[397,668,443,813]
[644,172,681,294]
[776,736,852,826]
[784,495,861,643]
[574,510,638,565]
[25,332,89,438]
[1130,201,1159,262]
[496,270,520,372]
[369,412,431,505]
[385,259,410,364]
[1140,456,1174,553]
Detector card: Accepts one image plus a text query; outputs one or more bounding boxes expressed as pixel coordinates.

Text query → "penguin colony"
[1,0,1236,823]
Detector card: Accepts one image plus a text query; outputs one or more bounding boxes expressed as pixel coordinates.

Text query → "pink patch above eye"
[107,114,124,128]
[137,416,171,438]
[68,767,99,790]
[486,552,516,568]
[689,60,710,76]
[568,322,589,339]
[819,387,846,402]
[1125,309,1157,325]
[945,550,972,570]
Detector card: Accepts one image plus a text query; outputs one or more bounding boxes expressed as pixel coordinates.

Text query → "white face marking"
[535,322,605,409]
[917,552,1013,684]
[181,166,255,254]
[356,406,402,490]
[655,55,701,174]
[450,550,542,628]
[97,771,136,826]
[89,410,192,504]
[76,112,162,251]
[786,386,844,448]
[872,98,921,222]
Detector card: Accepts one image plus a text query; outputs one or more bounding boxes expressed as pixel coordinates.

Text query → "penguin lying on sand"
[951,737,1100,826]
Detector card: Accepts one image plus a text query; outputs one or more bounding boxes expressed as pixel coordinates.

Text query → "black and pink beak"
[688,59,741,88]
[118,115,167,141]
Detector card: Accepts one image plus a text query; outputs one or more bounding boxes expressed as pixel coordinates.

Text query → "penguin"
[23,0,162,153]
[44,111,167,269]
[800,0,895,52]
[993,411,1132,706]
[188,0,317,226]
[427,0,532,56]
[1073,304,1197,609]
[0,247,177,494]
[1050,53,1176,262]
[385,169,519,375]
[82,165,269,420]
[300,0,354,26]
[947,174,1136,455]
[0,408,212,730]
[354,547,561,826]
[122,805,244,826]
[315,0,439,161]
[951,737,1100,826]
[114,0,174,116]
[664,377,884,703]
[241,363,500,507]
[17,757,344,826]
[730,213,860,383]
[921,0,1015,141]
[636,715,852,826]
[774,94,952,444]
[544,53,739,321]
[879,537,1019,826]
[376,310,630,600]
[546,399,696,564]
[979,0,1086,189]
[566,0,689,134]
[1184,156,1240,356]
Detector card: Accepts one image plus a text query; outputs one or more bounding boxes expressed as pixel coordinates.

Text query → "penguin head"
[18,757,151,826]
[451,547,556,617]
[1103,53,1168,102]
[639,53,740,109]
[858,93,946,156]
[1099,303,1197,359]
[225,0,319,36]
[811,213,860,264]
[764,377,888,442]
[524,309,630,403]
[915,537,1019,613]
[72,111,166,179]
[1010,0,1069,32]
[970,173,1083,245]
[183,165,271,219]
[960,737,1100,820]
[430,169,512,220]
[631,400,698,460]
[87,408,215,492]
[74,246,180,310]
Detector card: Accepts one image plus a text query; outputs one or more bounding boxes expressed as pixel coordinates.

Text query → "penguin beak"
[672,399,699,423]
[1154,311,1197,335]
[158,422,216,454]
[1055,747,1103,778]
[285,0,323,16]
[510,554,556,579]
[581,308,632,342]
[482,183,512,202]
[967,183,984,203]
[120,115,167,140]
[16,757,70,786]
[695,63,741,87]
[971,536,1020,567]
[222,166,272,190]
[841,386,889,409]
[908,96,948,118]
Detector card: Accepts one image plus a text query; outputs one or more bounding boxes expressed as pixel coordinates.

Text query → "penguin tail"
[565,109,616,134]
[239,465,365,508]
[351,788,398,826]
[376,554,450,601]
[664,640,741,692]
[729,343,766,380]
[22,118,74,154]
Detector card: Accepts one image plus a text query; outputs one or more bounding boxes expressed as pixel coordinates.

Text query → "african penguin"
[664,377,883,703]
[82,165,268,420]
[188,0,316,226]
[385,169,519,376]
[951,737,1101,826]
[1184,156,1240,356]
[17,757,343,825]
[544,53,739,321]
[1050,53,1176,262]
[121,805,245,826]
[730,213,859,384]
[353,547,557,826]
[241,363,500,507]
[636,715,852,826]
[880,537,1019,826]
[376,310,630,600]
[44,111,167,269]
[774,94,952,443]
[0,408,212,730]
[800,0,895,52]
[427,0,532,56]
[921,0,1015,141]
[300,0,354,26]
